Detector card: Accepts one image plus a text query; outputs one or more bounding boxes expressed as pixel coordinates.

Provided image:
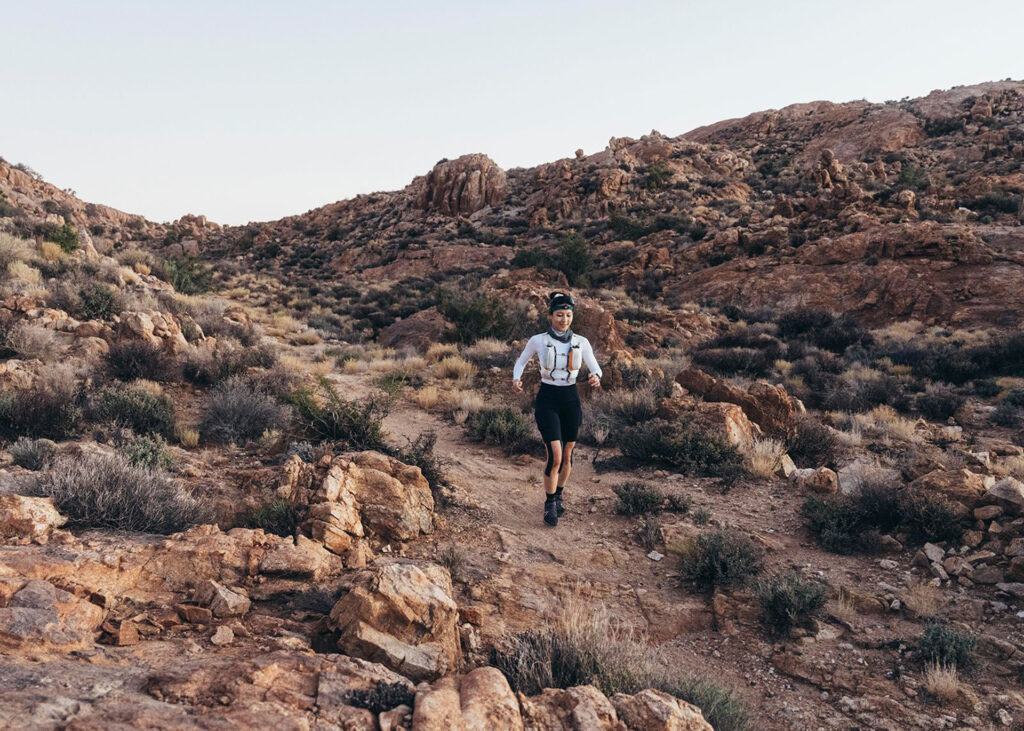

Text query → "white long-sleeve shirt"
[513,332,603,386]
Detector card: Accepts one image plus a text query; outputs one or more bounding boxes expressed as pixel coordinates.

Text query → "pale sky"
[3,1,1022,225]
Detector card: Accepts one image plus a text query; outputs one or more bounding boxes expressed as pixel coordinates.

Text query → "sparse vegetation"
[31,452,208,533]
[341,681,415,715]
[106,340,180,382]
[89,383,176,439]
[619,419,744,482]
[246,499,300,537]
[464,406,533,454]
[201,377,291,444]
[679,529,764,589]
[755,571,827,633]
[613,481,665,516]
[918,622,977,672]
[10,437,56,471]
[290,376,390,449]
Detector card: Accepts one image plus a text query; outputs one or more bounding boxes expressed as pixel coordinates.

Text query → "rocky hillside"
[2,79,1024,730]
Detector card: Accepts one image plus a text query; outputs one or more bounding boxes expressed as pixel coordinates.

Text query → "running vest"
[539,333,582,382]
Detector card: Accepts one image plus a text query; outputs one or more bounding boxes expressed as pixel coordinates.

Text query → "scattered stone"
[975,505,1004,521]
[210,625,234,646]
[923,543,946,563]
[996,583,1024,599]
[648,551,664,562]
[987,478,1024,515]
[176,604,213,625]
[969,565,1004,584]
[195,581,251,618]
[879,559,899,570]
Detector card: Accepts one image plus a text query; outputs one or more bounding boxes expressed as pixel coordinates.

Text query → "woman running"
[513,292,602,527]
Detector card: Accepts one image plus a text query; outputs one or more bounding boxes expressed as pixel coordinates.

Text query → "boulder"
[910,468,987,511]
[0,494,67,544]
[675,367,805,435]
[194,580,251,618]
[0,579,104,652]
[985,477,1024,515]
[258,534,344,580]
[517,685,622,731]
[416,154,507,216]
[413,667,523,731]
[378,307,454,352]
[611,689,713,730]
[688,402,762,449]
[329,562,460,681]
[792,467,839,494]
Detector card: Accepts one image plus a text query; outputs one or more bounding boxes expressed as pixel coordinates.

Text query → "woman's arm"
[512,336,539,381]
[581,338,602,379]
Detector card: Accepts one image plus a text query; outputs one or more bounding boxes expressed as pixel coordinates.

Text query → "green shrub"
[785,416,837,468]
[49,223,79,253]
[801,494,881,555]
[613,481,665,516]
[991,400,1024,427]
[435,287,514,344]
[290,377,390,449]
[619,419,743,482]
[916,384,965,421]
[31,452,208,533]
[78,283,123,321]
[201,377,291,444]
[898,489,963,543]
[918,622,977,671]
[118,435,173,470]
[246,498,300,537]
[555,232,592,286]
[10,437,56,471]
[106,340,179,382]
[755,571,827,633]
[680,529,764,589]
[464,407,533,454]
[89,384,176,439]
[163,254,214,295]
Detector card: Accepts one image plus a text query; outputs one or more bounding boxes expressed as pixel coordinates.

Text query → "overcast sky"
[3,1,1022,225]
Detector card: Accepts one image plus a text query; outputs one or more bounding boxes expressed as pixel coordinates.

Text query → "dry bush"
[175,424,200,448]
[742,438,785,478]
[290,330,322,346]
[38,241,64,262]
[414,385,441,410]
[436,355,477,381]
[201,376,292,445]
[6,322,58,360]
[829,588,859,625]
[7,260,41,285]
[0,232,34,270]
[30,451,209,533]
[996,455,1024,480]
[903,582,943,619]
[444,388,486,415]
[106,339,179,382]
[426,342,458,363]
[923,662,961,703]
[464,337,512,368]
[0,367,82,440]
[853,405,922,444]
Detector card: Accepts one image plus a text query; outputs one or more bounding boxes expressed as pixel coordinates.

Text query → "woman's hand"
[588,373,601,388]
[513,379,523,393]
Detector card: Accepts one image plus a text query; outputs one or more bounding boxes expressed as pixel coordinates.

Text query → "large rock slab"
[0,494,67,544]
[910,468,987,511]
[413,667,523,731]
[0,579,104,652]
[611,689,713,731]
[329,562,459,681]
[675,367,805,435]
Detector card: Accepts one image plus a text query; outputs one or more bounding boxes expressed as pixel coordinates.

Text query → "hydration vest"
[539,334,582,382]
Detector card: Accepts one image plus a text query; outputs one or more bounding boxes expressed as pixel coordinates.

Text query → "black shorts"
[534,383,583,443]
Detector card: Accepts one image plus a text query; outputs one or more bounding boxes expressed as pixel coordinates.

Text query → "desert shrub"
[162,254,214,295]
[464,407,533,454]
[78,283,123,321]
[0,374,82,441]
[30,452,208,533]
[918,622,977,671]
[991,400,1024,427]
[89,383,176,439]
[679,529,764,589]
[438,545,466,583]
[692,507,711,525]
[388,432,450,506]
[613,481,665,516]
[246,499,300,537]
[554,232,592,286]
[49,223,79,253]
[290,377,390,449]
[106,340,179,382]
[118,435,173,470]
[201,377,291,444]
[10,437,56,470]
[755,571,827,633]
[822,375,903,413]
[785,416,837,467]
[342,681,416,715]
[742,438,785,478]
[898,489,962,543]
[491,603,748,731]
[776,309,866,353]
[619,419,744,482]
[692,347,773,377]
[801,494,876,554]
[182,341,268,385]
[666,493,693,513]
[0,232,33,269]
[435,287,514,344]
[916,384,965,420]
[4,323,57,361]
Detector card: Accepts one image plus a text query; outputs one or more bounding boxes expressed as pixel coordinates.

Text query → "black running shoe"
[544,500,558,526]
[555,496,565,517]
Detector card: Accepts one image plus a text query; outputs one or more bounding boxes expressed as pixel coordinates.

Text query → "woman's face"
[550,308,573,332]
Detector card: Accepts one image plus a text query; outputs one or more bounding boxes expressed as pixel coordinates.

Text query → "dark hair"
[548,291,575,313]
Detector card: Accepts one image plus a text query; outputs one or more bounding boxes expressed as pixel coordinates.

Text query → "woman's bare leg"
[557,441,576,488]
[544,441,563,495]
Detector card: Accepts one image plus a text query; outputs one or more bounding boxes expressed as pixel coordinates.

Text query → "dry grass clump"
[828,588,859,625]
[923,662,961,703]
[414,385,441,410]
[996,455,1024,480]
[174,424,200,448]
[902,582,943,619]
[426,342,459,363]
[6,322,58,360]
[0,233,34,268]
[490,594,748,731]
[444,388,486,415]
[849,405,922,444]
[742,438,786,478]
[290,330,322,346]
[7,260,42,285]
[436,355,477,381]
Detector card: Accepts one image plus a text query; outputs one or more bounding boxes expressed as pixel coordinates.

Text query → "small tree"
[555,233,591,286]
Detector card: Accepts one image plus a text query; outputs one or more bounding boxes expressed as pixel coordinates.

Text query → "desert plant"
[89,383,176,439]
[0,372,82,441]
[290,377,390,449]
[785,416,837,468]
[246,499,300,537]
[436,355,477,381]
[163,254,214,295]
[31,452,208,533]
[618,419,744,482]
[9,437,56,471]
[755,571,827,633]
[342,681,416,715]
[106,340,179,382]
[201,377,291,444]
[918,622,977,671]
[613,481,665,516]
[742,438,786,478]
[118,435,173,470]
[916,384,965,421]
[435,287,514,344]
[49,223,79,253]
[679,529,764,589]
[692,507,711,525]
[464,407,533,454]
[77,283,122,320]
[438,545,465,583]
[922,662,961,703]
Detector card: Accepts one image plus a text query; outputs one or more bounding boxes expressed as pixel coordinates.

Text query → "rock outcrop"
[416,154,508,216]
